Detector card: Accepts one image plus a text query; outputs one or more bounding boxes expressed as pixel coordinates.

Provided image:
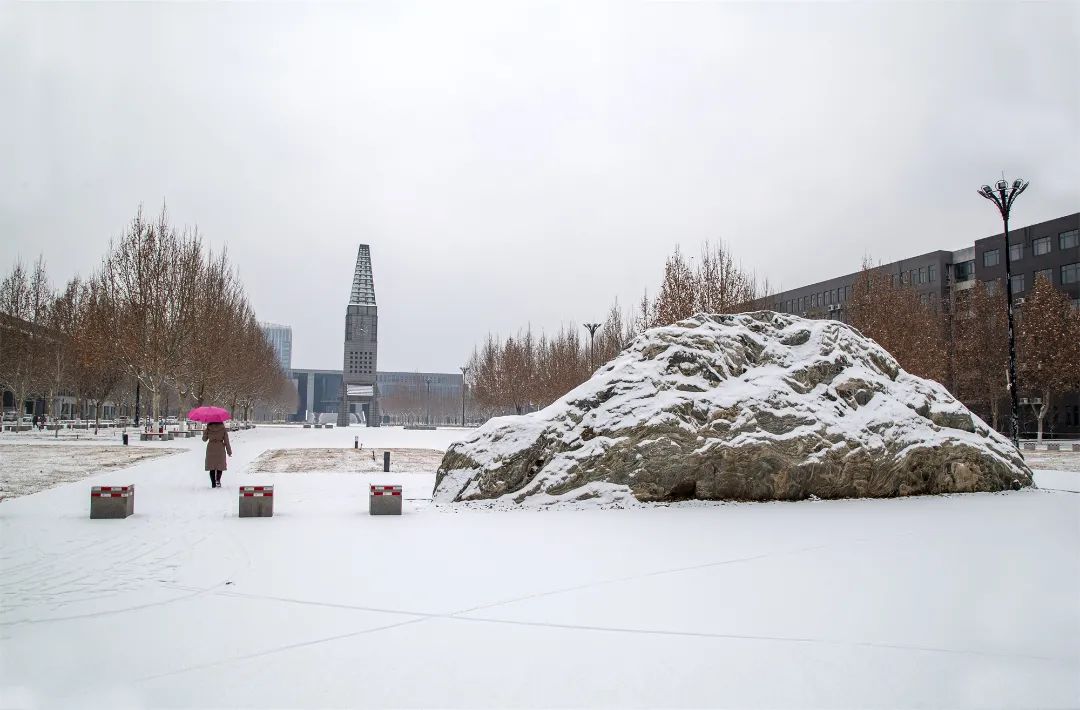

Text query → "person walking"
[202,421,232,488]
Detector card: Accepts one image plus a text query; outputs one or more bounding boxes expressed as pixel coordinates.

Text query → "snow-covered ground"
[0,443,180,500]
[1,426,1077,709]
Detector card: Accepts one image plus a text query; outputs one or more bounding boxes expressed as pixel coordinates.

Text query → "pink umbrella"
[187,406,231,423]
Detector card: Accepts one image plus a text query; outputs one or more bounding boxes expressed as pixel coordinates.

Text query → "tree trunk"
[1036,391,1051,442]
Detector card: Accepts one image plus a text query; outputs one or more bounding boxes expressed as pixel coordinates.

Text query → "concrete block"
[91,485,134,519]
[303,423,311,429]
[239,486,273,517]
[1046,443,1060,452]
[370,485,402,515]
[1022,442,1036,451]
[1073,444,1080,452]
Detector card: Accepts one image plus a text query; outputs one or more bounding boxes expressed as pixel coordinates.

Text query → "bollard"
[369,485,402,515]
[383,451,390,472]
[122,433,129,446]
[91,485,134,519]
[1072,443,1080,452]
[354,436,359,449]
[1023,442,1036,451]
[239,486,274,517]
[1047,443,1060,452]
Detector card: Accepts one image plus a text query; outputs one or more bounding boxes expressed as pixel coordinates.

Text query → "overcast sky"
[2,2,1077,372]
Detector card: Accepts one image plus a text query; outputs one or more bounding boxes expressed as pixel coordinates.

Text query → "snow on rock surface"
[435,312,1032,505]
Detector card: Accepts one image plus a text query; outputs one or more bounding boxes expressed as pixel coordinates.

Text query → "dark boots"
[209,470,223,488]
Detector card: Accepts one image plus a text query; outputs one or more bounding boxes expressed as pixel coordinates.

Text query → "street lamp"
[978,176,1028,449]
[425,378,431,426]
[583,322,601,368]
[460,365,470,426]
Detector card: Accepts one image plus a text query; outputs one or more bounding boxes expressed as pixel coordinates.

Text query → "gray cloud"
[2,1,1077,371]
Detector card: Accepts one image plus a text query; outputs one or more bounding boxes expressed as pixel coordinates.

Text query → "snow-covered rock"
[435,312,1032,506]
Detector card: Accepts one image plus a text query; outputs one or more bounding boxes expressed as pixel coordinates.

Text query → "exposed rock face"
[435,312,1032,506]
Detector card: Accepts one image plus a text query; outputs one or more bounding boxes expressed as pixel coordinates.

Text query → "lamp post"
[583,322,601,369]
[460,365,470,426]
[978,177,1028,449]
[425,378,431,426]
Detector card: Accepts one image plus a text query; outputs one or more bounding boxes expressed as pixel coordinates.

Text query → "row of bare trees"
[836,263,1079,439]
[952,274,1080,439]
[465,239,1078,437]
[466,240,767,414]
[0,207,296,431]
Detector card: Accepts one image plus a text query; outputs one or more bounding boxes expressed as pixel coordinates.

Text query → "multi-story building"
[773,212,1078,322]
[339,245,380,427]
[770,211,1080,435]
[260,322,293,373]
[287,368,465,425]
[377,371,465,425]
[291,368,347,423]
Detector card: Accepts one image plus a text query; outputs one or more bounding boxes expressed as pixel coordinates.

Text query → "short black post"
[354,436,359,449]
[383,451,390,472]
[122,432,129,446]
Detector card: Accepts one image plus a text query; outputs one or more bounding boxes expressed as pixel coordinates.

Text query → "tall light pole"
[583,322,601,369]
[978,176,1028,449]
[425,378,431,425]
[460,365,470,426]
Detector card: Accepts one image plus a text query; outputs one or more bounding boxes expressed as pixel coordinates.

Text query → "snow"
[0,443,180,500]
[1,425,1078,708]
[436,314,1029,504]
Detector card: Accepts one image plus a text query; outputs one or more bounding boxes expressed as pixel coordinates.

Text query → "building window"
[1062,263,1080,284]
[983,249,1000,267]
[1061,230,1079,250]
[1033,237,1051,256]
[955,260,974,282]
[1010,274,1025,293]
[1035,268,1053,285]
[1009,243,1023,262]
[928,264,937,283]
[984,280,999,296]
[918,267,927,284]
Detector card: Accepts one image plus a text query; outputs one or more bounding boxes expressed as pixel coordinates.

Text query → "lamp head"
[995,179,1009,191]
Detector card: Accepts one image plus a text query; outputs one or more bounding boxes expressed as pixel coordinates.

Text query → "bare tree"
[0,257,53,430]
[847,260,949,385]
[1017,274,1080,440]
[953,281,1008,430]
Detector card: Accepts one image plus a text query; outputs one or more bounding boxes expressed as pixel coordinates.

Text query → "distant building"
[339,245,379,427]
[286,368,465,425]
[260,322,293,373]
[290,368,345,422]
[377,371,464,425]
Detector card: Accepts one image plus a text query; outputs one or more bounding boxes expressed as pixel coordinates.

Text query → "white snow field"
[1,425,1078,709]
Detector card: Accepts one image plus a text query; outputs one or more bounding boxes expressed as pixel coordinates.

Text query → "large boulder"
[435,312,1032,506]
